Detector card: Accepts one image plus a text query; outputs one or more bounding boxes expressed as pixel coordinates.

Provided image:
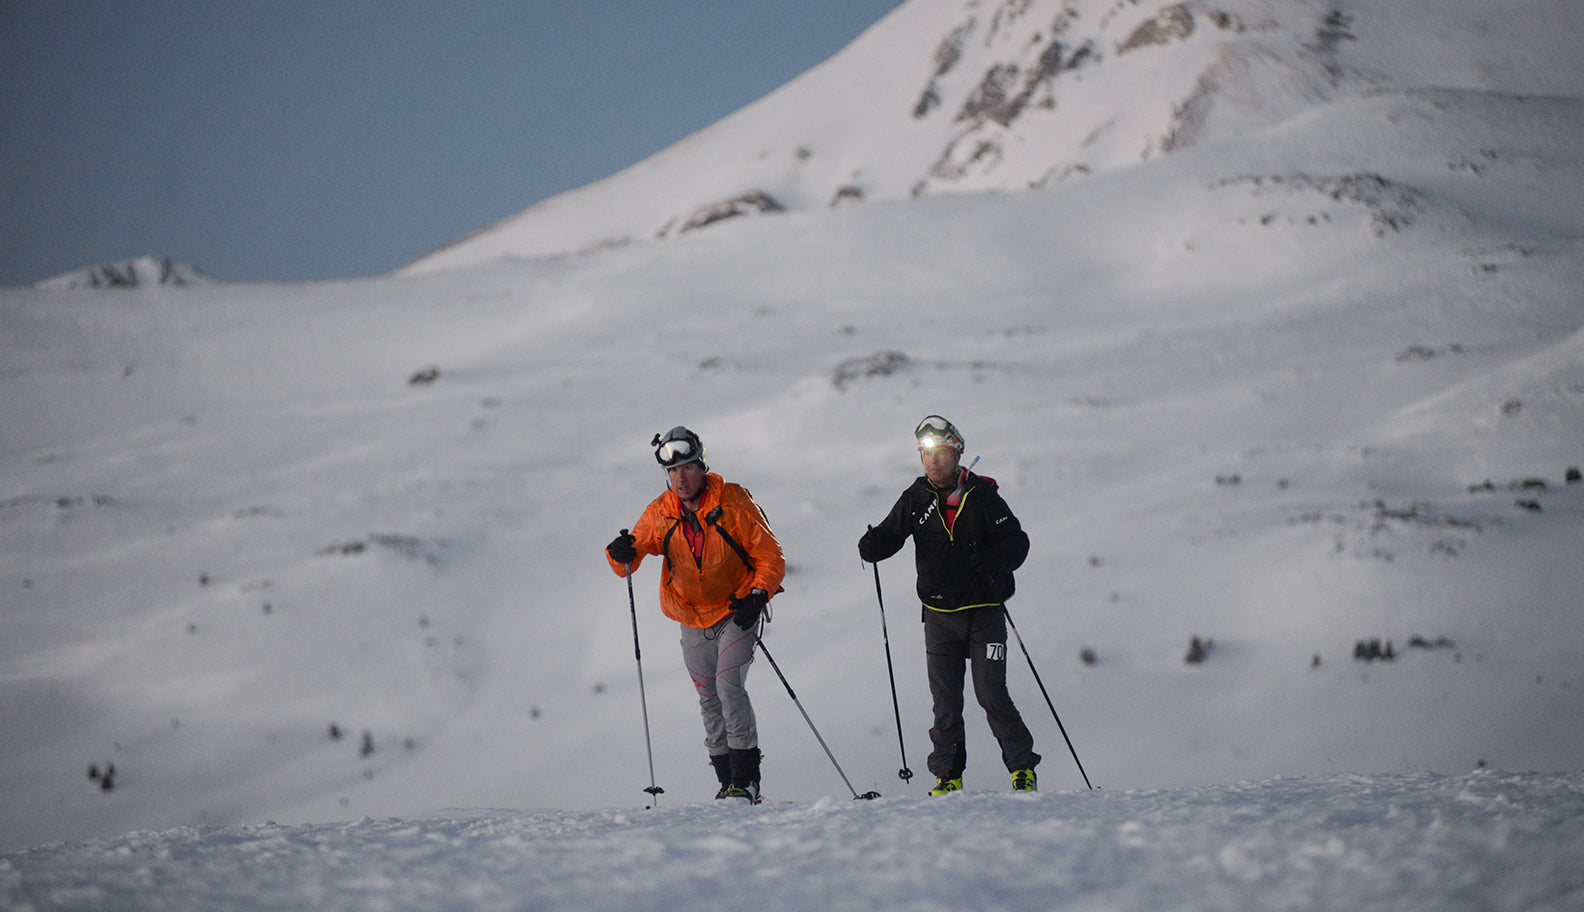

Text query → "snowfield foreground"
[4,771,1581,912]
[3,1,1582,907]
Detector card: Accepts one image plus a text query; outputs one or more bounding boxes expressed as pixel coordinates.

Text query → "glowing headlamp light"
[913,415,964,454]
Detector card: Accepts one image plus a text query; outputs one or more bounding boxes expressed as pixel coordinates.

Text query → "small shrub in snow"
[832,351,909,390]
[88,762,116,792]
[1354,638,1395,662]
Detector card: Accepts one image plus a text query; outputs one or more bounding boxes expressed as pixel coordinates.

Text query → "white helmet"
[652,426,706,470]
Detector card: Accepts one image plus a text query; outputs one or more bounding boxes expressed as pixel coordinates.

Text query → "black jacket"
[862,471,1029,612]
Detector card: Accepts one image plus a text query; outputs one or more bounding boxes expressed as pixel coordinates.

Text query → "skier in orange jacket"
[607,426,785,802]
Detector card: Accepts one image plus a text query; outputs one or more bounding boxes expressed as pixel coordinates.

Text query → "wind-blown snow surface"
[2,0,1583,906]
[5,773,1582,912]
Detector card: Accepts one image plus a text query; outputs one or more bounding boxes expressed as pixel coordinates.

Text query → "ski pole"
[621,536,665,805]
[1003,606,1094,790]
[755,635,880,800]
[866,530,913,783]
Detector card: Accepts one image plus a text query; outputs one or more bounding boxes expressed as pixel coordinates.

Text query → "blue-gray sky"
[1,1,901,285]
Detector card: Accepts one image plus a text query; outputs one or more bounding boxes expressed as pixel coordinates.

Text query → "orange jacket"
[609,473,786,629]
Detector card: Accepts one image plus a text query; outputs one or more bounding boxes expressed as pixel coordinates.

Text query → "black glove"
[606,530,637,565]
[858,528,882,563]
[729,589,767,629]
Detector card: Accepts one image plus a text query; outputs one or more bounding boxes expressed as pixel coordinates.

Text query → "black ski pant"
[924,605,1040,780]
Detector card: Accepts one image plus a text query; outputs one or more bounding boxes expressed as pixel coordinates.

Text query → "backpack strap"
[704,505,755,572]
[659,515,684,574]
[660,506,711,574]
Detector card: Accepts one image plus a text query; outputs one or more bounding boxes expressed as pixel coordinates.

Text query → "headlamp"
[914,415,964,454]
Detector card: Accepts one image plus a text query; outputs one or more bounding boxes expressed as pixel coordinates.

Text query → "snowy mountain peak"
[399,0,1584,277]
[36,255,208,290]
[898,0,1331,194]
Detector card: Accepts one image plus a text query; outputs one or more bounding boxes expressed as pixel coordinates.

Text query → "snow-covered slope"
[0,5,1580,902]
[6,772,1582,912]
[399,0,1584,275]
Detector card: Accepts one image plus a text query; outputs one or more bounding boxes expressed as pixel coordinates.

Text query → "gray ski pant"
[680,617,758,754]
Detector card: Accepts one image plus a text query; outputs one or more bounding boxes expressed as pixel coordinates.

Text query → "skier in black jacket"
[858,415,1040,795]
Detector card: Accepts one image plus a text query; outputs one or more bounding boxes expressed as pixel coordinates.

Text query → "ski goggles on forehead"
[652,435,698,467]
[915,415,963,451]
